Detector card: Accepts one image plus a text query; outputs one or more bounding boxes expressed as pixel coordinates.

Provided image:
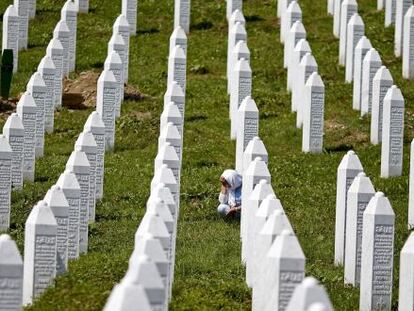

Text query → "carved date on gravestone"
[67,197,80,259]
[0,277,22,307]
[389,107,404,166]
[9,136,23,186]
[76,173,89,246]
[278,271,304,310]
[33,235,56,297]
[0,159,11,227]
[238,78,251,106]
[310,91,324,148]
[55,216,68,273]
[243,118,258,149]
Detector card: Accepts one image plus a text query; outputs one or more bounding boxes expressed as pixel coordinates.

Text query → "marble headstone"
[394,0,413,57]
[104,51,124,119]
[14,0,29,50]
[0,136,12,231]
[398,232,414,310]
[2,5,19,73]
[242,136,268,175]
[345,13,364,83]
[229,40,250,95]
[385,0,396,26]
[288,39,311,93]
[53,20,71,77]
[168,45,187,95]
[46,38,64,109]
[170,26,188,57]
[164,81,185,117]
[339,0,358,66]
[75,0,89,13]
[122,0,137,35]
[281,1,302,44]
[352,36,372,110]
[285,21,306,69]
[403,6,414,79]
[113,14,131,82]
[174,0,191,34]
[361,48,382,116]
[160,102,183,137]
[333,0,344,38]
[226,0,242,21]
[61,0,78,72]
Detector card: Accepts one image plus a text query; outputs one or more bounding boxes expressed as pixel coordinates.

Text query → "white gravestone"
[264,230,306,311]
[53,20,71,77]
[236,96,259,173]
[122,0,137,35]
[403,6,414,79]
[252,210,293,311]
[227,0,242,21]
[361,49,382,116]
[385,0,396,26]
[230,58,251,140]
[294,52,318,128]
[302,72,325,153]
[2,5,19,73]
[46,38,64,109]
[379,0,385,10]
[381,85,404,178]
[96,70,118,151]
[229,40,250,95]
[151,183,177,222]
[14,0,29,50]
[164,81,185,118]
[155,142,181,186]
[44,185,69,275]
[0,136,12,231]
[288,38,311,93]
[108,34,126,106]
[170,26,188,57]
[278,0,294,19]
[66,147,90,254]
[26,72,46,158]
[151,164,179,208]
[75,0,89,13]
[37,55,56,134]
[103,279,152,311]
[398,232,414,310]
[346,13,364,83]
[56,169,81,260]
[3,113,24,189]
[245,180,275,287]
[241,157,271,259]
[16,92,36,182]
[0,234,23,310]
[168,45,187,95]
[160,102,183,137]
[113,14,131,83]
[227,22,247,85]
[352,36,372,110]
[281,1,302,44]
[285,21,306,69]
[286,277,334,311]
[61,0,78,72]
[333,0,344,37]
[23,201,57,306]
[359,192,395,311]
[344,172,375,286]
[410,140,414,228]
[84,111,106,200]
[371,66,393,145]
[28,0,35,19]
[174,0,191,34]
[339,0,358,66]
[158,122,182,164]
[75,131,97,222]
[334,150,363,266]
[328,0,334,15]
[228,10,246,47]
[395,0,413,57]
[242,136,268,175]
[104,51,124,119]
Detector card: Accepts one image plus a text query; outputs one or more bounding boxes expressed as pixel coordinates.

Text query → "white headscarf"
[221,169,242,190]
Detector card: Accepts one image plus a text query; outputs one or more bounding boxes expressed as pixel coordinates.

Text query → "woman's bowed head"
[218,169,242,219]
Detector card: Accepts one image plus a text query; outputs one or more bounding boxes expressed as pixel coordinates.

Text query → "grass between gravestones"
[0,0,412,309]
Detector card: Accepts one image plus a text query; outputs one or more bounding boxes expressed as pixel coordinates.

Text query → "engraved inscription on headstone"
[2,5,19,73]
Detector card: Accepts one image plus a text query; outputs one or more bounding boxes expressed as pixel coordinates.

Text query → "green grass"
[0,0,413,309]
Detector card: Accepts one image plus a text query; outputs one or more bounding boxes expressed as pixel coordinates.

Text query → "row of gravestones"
[334,150,414,310]
[328,0,405,178]
[226,2,335,310]
[103,4,190,309]
[0,2,137,308]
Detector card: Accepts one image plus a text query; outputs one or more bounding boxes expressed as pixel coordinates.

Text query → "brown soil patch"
[325,119,369,146]
[0,98,19,119]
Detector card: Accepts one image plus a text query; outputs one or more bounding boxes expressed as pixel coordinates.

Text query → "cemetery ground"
[0,0,412,310]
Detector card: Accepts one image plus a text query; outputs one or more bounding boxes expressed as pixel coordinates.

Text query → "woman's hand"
[226,207,240,217]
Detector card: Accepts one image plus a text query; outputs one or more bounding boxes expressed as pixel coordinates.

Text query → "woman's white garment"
[218,169,242,207]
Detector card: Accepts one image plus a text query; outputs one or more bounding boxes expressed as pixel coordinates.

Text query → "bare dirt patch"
[325,118,369,147]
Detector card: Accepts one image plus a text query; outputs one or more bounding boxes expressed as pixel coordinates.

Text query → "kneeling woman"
[217,169,242,219]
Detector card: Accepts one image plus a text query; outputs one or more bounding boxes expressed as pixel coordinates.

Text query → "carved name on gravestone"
[174,0,191,34]
[14,0,29,50]
[334,150,363,266]
[353,36,372,110]
[28,0,35,19]
[104,52,124,119]
[16,92,36,182]
[395,0,412,57]
[84,111,105,200]
[96,70,118,151]
[288,39,311,94]
[230,58,251,140]
[22,201,57,305]
[3,113,24,189]
[53,20,71,77]
[155,142,180,187]
[158,122,182,165]
[66,147,90,254]
[346,13,364,83]
[61,0,78,72]
[339,0,358,66]
[75,131,97,222]
[122,0,137,35]
[385,0,396,26]
[226,0,242,20]
[302,72,325,153]
[75,0,89,13]
[164,81,185,118]
[359,192,395,311]
[168,45,187,95]
[46,38,64,109]
[161,102,183,137]
[242,136,268,175]
[285,21,306,70]
[344,172,375,286]
[229,40,251,95]
[56,169,81,260]
[2,5,19,73]
[361,48,382,116]
[44,185,69,275]
[38,55,56,134]
[236,96,259,173]
[113,14,131,82]
[27,72,46,158]
[371,66,393,145]
[0,136,12,231]
[403,6,414,79]
[398,232,414,310]
[381,85,404,178]
[0,234,23,310]
[281,1,302,44]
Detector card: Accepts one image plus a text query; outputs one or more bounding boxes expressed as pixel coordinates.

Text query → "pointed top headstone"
[84,111,105,133]
[66,148,90,171]
[57,169,81,191]
[0,234,22,265]
[26,201,57,227]
[338,150,364,170]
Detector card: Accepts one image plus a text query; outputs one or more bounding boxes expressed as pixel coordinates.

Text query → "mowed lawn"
[0,0,412,310]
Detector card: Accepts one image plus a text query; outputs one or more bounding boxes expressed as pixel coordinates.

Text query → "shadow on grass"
[324,143,354,153]
[245,15,264,22]
[192,21,213,30]
[186,114,207,122]
[136,28,160,35]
